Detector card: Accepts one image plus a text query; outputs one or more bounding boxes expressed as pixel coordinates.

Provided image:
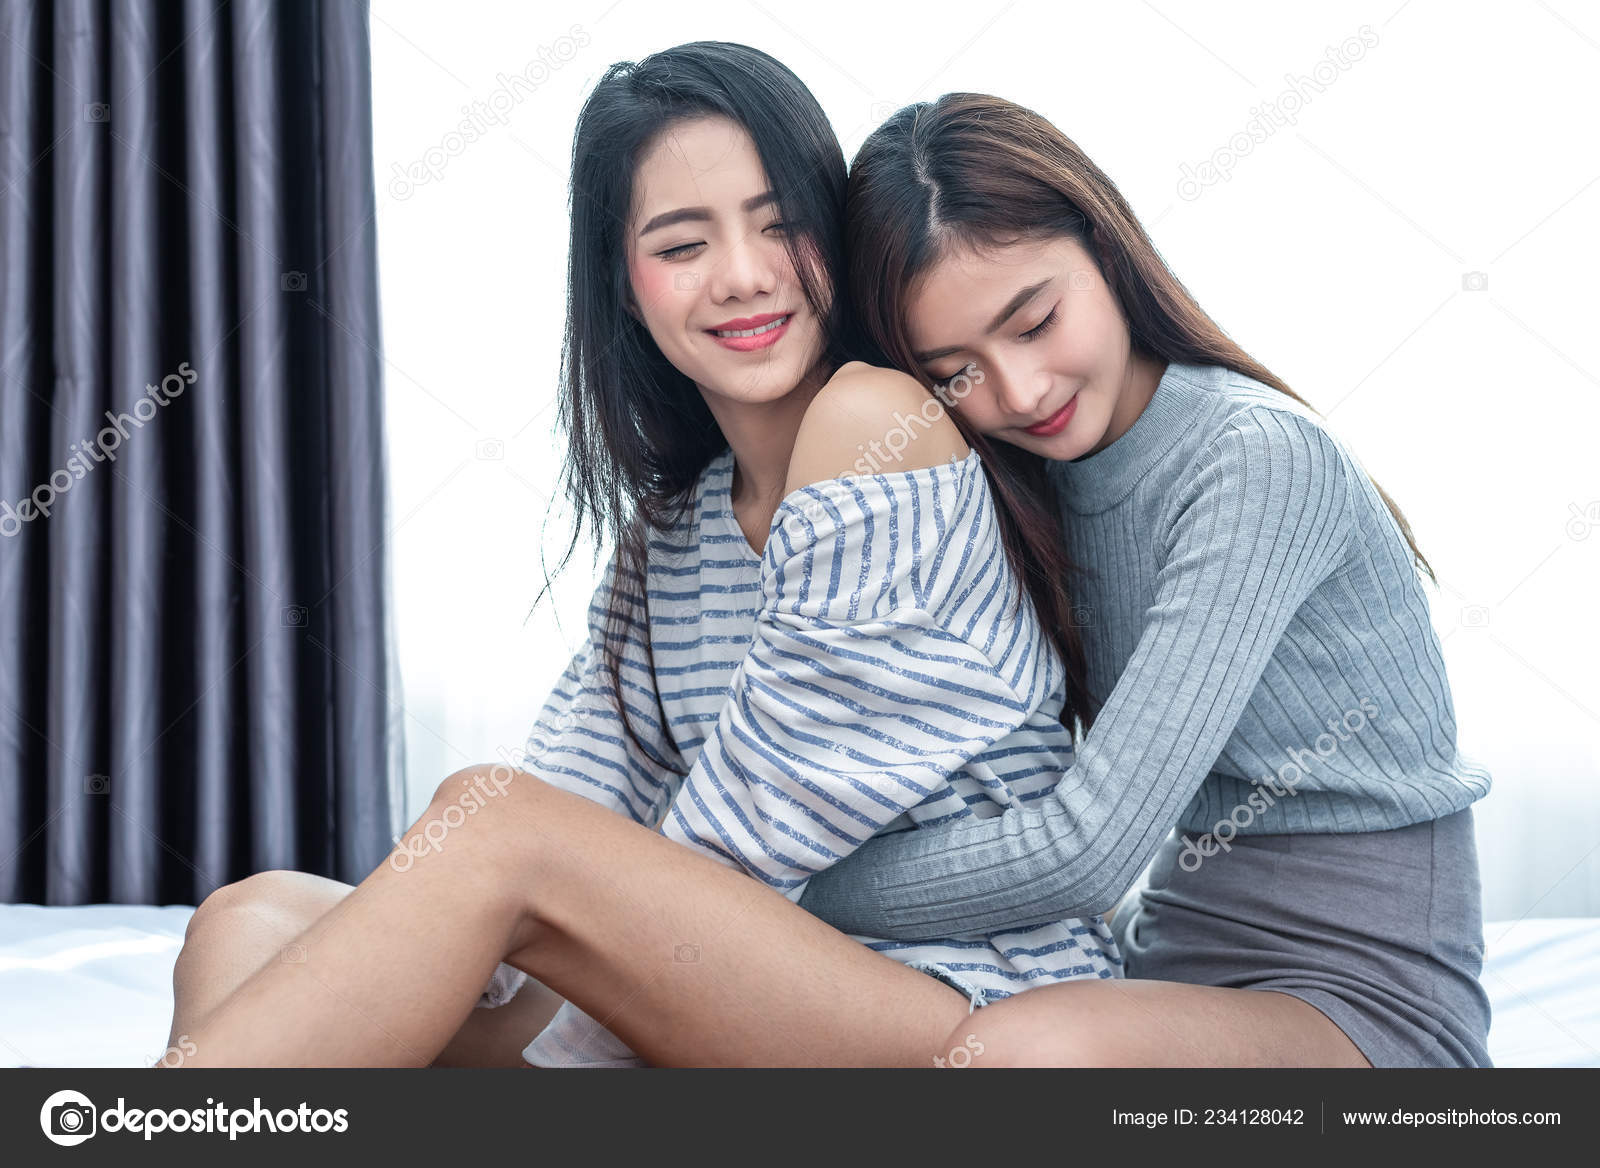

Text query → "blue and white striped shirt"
[508,447,1120,1066]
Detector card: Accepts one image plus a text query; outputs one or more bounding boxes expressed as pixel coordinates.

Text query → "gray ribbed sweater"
[795,360,1491,938]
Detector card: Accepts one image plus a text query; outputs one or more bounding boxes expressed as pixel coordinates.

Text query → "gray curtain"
[0,0,404,905]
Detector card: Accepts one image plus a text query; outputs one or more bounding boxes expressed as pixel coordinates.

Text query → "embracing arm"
[654,367,1039,897]
[796,409,1356,938]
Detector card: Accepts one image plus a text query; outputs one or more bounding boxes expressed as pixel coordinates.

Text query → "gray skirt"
[1111,807,1492,1067]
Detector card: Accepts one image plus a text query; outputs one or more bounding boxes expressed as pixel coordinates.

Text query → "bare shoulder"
[784,362,970,496]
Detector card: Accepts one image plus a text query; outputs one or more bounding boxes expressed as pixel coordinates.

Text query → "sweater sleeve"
[657,451,1050,901]
[795,410,1355,938]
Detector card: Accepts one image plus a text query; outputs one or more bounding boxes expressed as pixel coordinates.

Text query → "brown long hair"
[846,92,1434,734]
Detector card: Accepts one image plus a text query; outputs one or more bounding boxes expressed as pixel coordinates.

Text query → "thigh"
[948,979,1371,1068]
[499,780,974,1068]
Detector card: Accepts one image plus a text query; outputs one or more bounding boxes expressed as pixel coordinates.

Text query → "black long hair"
[541,42,857,762]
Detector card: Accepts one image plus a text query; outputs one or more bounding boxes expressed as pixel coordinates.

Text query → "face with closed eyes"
[624,115,828,409]
[905,234,1165,461]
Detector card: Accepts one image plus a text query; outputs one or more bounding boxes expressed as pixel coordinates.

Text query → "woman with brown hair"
[794,92,1494,1068]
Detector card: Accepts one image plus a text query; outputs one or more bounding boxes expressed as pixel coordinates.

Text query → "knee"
[427,762,547,815]
[935,983,1123,1069]
[405,763,555,879]
[424,762,553,833]
[185,870,298,940]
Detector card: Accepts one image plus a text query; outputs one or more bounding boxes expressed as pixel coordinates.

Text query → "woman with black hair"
[163,42,1121,1069]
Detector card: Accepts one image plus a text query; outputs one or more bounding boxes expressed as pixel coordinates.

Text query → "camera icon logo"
[1461,271,1488,292]
[673,942,700,963]
[281,270,308,292]
[281,605,308,627]
[83,103,110,123]
[84,773,110,795]
[673,271,700,291]
[475,438,505,461]
[40,1089,97,1146]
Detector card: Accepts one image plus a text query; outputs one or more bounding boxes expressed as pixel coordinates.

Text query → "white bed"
[2,904,1596,1067]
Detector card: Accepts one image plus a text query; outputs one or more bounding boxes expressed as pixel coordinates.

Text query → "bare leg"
[174,765,1371,1068]
[163,869,561,1068]
[935,979,1371,1067]
[497,774,1370,1068]
[171,766,971,1067]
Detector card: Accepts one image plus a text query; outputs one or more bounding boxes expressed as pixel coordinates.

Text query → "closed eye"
[1020,306,1059,341]
[657,222,788,260]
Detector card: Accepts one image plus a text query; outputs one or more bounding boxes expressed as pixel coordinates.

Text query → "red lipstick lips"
[1024,393,1078,437]
[706,311,794,352]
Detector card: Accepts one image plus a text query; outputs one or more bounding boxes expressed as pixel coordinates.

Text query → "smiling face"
[906,234,1164,461]
[624,115,829,412]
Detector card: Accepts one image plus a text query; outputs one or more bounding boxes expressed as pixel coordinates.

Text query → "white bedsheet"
[1,904,1595,1067]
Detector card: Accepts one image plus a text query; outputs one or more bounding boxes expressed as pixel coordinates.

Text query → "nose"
[985,352,1051,419]
[706,230,779,306]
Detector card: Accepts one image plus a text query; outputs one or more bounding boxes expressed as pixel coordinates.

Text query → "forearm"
[798,778,1150,937]
[802,415,1357,939]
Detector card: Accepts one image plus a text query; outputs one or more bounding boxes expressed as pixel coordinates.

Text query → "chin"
[704,341,823,404]
[1014,429,1087,461]
[700,359,809,405]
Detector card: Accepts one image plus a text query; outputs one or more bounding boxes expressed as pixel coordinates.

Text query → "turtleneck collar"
[1049,361,1224,513]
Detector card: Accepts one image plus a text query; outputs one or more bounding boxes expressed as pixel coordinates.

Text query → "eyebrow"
[913,277,1054,362]
[638,191,780,237]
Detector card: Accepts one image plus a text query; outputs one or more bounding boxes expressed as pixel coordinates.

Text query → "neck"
[1087,348,1168,457]
[704,358,836,510]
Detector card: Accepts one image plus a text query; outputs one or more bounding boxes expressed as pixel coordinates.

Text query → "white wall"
[370,0,1600,919]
